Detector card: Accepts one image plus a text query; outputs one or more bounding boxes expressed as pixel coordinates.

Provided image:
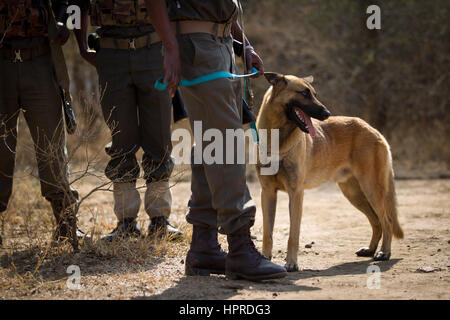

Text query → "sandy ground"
[0,178,449,300]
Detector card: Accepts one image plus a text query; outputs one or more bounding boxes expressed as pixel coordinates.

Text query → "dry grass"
[0,175,195,299]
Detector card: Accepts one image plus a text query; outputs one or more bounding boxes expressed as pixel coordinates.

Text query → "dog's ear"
[264,72,287,87]
[303,75,314,84]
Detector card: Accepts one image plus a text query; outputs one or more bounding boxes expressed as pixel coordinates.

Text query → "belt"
[1,43,50,62]
[171,20,232,38]
[98,33,161,50]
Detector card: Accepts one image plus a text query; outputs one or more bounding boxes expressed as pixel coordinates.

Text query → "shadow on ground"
[133,259,401,300]
[290,258,402,281]
[0,238,168,282]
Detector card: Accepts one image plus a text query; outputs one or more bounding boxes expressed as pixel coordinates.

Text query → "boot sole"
[226,271,288,282]
[185,266,225,276]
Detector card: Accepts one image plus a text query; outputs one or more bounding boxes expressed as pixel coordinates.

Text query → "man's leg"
[97,49,142,240]
[132,44,181,238]
[179,34,287,280]
[19,53,80,248]
[0,54,21,247]
[180,78,256,235]
[0,57,19,216]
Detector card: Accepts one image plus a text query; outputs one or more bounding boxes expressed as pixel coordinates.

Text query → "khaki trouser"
[95,27,173,220]
[177,33,256,235]
[113,181,172,220]
[0,38,77,212]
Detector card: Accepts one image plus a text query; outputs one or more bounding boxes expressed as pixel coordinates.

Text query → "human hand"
[163,43,181,98]
[245,46,264,78]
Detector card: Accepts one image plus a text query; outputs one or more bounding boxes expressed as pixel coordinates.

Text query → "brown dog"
[255,72,404,272]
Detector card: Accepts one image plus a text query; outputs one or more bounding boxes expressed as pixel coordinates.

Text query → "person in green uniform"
[148,0,288,281]
[74,0,182,240]
[0,0,83,248]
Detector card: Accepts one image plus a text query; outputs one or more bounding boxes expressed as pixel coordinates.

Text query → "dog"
[255,72,404,272]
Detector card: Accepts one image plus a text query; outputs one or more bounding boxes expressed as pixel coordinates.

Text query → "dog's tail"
[380,145,404,239]
[385,168,404,239]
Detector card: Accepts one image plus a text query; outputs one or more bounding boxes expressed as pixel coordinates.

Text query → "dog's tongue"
[296,108,316,138]
[304,113,316,138]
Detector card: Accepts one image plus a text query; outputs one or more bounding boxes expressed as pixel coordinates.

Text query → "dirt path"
[1,179,449,299]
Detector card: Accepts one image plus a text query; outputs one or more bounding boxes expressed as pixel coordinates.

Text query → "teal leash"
[154,67,260,143]
[244,77,260,144]
[154,67,259,91]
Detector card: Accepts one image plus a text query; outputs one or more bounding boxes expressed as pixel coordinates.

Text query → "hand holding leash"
[245,46,264,78]
[146,0,181,98]
[162,42,181,98]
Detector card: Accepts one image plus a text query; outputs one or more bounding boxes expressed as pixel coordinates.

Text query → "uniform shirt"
[167,0,238,24]
[0,0,68,38]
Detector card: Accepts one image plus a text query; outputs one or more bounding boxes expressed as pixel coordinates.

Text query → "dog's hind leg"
[354,149,399,261]
[338,176,382,257]
[261,187,277,260]
[285,189,304,272]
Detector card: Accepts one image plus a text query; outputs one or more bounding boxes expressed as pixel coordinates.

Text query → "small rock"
[415,266,442,273]
[180,259,184,264]
[305,242,314,248]
[437,248,441,252]
[272,292,278,297]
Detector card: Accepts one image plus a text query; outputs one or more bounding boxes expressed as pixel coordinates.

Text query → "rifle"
[46,0,77,135]
[172,90,188,123]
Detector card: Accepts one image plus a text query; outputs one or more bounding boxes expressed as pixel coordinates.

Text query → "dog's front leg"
[286,189,304,272]
[261,187,277,260]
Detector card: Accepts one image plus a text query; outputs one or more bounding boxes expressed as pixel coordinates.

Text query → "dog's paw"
[284,263,299,272]
[373,251,391,261]
[356,247,376,257]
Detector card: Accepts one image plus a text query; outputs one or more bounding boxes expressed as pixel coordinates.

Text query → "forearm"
[145,0,178,50]
[73,7,90,52]
[231,20,252,48]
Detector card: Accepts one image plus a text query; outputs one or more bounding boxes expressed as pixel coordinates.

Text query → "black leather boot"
[185,225,227,276]
[51,201,79,250]
[103,218,142,242]
[148,216,183,240]
[226,222,287,281]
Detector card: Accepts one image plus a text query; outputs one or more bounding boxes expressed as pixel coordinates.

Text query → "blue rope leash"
[244,77,260,144]
[155,67,260,143]
[154,67,259,91]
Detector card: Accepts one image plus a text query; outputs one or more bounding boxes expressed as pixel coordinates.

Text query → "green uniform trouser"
[177,33,256,235]
[95,29,173,220]
[0,37,77,213]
